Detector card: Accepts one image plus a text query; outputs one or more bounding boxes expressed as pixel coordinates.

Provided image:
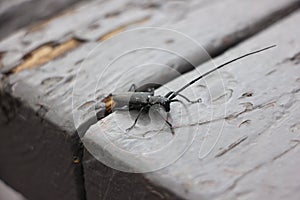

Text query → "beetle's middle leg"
[126,107,145,132]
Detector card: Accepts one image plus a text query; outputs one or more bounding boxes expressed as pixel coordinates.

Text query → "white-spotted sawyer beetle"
[101,45,275,134]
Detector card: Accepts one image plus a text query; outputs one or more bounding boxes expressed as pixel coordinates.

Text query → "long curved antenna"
[166,45,276,100]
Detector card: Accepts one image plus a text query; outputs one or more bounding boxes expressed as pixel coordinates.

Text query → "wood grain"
[0,0,299,199]
[84,10,300,200]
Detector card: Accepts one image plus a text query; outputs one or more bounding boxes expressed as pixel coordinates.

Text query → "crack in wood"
[215,136,248,158]
[238,119,251,128]
[222,143,299,196]
[285,51,300,64]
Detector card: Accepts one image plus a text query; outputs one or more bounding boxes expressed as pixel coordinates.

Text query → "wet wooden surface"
[0,0,300,199]
[84,10,300,199]
[0,0,86,40]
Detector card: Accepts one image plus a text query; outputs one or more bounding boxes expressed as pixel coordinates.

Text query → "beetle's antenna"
[166,45,276,100]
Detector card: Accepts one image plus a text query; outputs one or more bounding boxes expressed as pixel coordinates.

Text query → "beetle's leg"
[155,110,175,135]
[165,120,175,135]
[177,94,202,104]
[126,107,145,132]
[128,84,137,92]
[166,112,172,122]
[166,113,175,135]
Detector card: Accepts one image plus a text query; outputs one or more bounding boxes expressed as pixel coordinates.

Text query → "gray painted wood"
[1,0,299,73]
[83,150,184,200]
[0,0,213,72]
[0,0,87,40]
[0,88,85,199]
[3,0,296,137]
[0,0,299,199]
[84,10,300,199]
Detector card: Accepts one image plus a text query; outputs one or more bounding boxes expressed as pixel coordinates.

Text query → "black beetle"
[100,45,276,134]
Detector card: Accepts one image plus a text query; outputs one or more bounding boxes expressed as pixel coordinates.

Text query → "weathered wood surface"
[1,0,299,73]
[0,0,300,199]
[0,0,86,40]
[0,89,86,199]
[84,10,300,199]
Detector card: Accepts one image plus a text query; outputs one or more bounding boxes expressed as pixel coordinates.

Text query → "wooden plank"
[83,10,300,199]
[0,0,299,199]
[0,0,209,72]
[3,0,297,137]
[0,0,86,40]
[83,151,183,200]
[0,89,85,199]
[1,0,299,73]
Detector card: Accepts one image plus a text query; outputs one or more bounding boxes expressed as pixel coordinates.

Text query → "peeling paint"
[215,136,248,157]
[11,39,82,73]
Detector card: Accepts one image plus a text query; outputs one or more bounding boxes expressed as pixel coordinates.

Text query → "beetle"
[100,45,276,134]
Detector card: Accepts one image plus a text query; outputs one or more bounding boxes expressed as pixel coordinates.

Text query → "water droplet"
[290,123,300,133]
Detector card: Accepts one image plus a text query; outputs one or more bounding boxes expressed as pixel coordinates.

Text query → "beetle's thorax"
[148,95,171,112]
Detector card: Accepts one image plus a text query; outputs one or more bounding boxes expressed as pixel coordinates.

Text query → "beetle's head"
[148,95,171,112]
